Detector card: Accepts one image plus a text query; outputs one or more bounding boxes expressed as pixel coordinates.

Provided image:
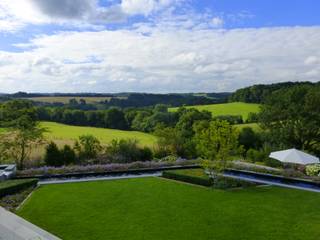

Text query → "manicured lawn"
[169,102,261,120]
[41,121,157,146]
[17,178,320,240]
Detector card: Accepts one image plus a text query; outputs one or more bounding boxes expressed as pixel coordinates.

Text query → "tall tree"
[259,85,320,154]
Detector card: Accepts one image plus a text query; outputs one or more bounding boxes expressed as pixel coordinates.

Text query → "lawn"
[41,121,157,147]
[169,102,261,120]
[17,178,320,240]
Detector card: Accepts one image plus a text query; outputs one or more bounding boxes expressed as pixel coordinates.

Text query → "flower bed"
[16,160,199,178]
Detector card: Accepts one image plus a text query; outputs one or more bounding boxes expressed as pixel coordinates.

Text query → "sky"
[0,0,319,93]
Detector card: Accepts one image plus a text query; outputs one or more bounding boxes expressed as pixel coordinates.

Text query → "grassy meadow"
[25,96,126,104]
[169,102,261,120]
[41,122,157,146]
[20,122,157,161]
[18,177,320,240]
[234,123,261,131]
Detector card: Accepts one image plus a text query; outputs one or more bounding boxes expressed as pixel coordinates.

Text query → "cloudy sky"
[0,0,319,93]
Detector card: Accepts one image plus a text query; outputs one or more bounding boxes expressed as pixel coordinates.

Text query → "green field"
[25,96,126,104]
[169,102,261,120]
[41,122,157,146]
[17,177,320,240]
[234,123,261,131]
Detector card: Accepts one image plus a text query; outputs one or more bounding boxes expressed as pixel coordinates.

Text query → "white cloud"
[211,17,224,28]
[121,0,176,16]
[0,25,319,93]
[0,0,183,32]
[304,56,319,65]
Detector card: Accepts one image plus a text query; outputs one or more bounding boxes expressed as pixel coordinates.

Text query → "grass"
[0,122,157,161]
[41,121,157,147]
[234,123,261,131]
[169,102,261,120]
[25,96,126,104]
[17,177,320,240]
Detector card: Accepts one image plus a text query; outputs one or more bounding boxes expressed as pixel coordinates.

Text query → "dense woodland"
[229,81,320,103]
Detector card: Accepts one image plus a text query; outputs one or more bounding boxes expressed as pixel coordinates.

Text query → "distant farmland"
[41,122,157,147]
[25,96,127,104]
[169,102,261,120]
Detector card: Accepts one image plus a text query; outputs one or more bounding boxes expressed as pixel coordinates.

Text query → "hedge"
[162,169,257,189]
[0,179,38,198]
[162,169,213,187]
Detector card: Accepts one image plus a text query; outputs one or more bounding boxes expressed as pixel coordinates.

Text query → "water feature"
[224,169,320,193]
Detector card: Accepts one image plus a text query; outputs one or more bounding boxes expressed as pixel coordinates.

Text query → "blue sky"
[0,0,319,93]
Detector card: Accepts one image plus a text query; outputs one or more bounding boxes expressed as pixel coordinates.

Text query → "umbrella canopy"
[269,148,319,165]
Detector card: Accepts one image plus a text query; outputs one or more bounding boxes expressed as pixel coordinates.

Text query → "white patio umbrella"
[269,148,319,165]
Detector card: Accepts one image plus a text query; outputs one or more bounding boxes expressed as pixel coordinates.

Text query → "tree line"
[229,81,320,103]
[36,105,254,132]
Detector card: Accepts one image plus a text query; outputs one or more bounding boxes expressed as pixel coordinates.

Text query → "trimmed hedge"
[162,169,257,189]
[0,179,38,198]
[162,169,213,187]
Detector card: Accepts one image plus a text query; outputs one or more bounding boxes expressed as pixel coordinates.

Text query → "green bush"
[306,164,320,176]
[106,139,153,163]
[44,142,77,167]
[61,145,77,165]
[0,179,38,198]
[163,169,257,189]
[162,169,213,187]
[45,142,63,167]
[213,176,256,189]
[74,135,102,160]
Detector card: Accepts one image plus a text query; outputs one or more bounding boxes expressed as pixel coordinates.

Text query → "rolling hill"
[169,102,261,120]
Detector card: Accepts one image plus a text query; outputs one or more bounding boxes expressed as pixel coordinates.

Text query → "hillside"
[169,102,260,120]
[229,81,320,103]
[41,122,157,146]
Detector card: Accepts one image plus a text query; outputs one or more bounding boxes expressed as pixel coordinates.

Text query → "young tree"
[44,142,63,167]
[0,100,45,169]
[74,135,102,161]
[61,145,77,165]
[194,120,239,179]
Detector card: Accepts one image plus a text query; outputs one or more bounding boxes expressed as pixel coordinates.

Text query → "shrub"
[44,142,63,167]
[246,112,259,123]
[44,142,77,167]
[238,127,261,151]
[162,169,213,187]
[213,176,256,189]
[139,146,153,162]
[0,179,38,198]
[162,169,257,189]
[105,139,153,163]
[61,145,77,165]
[246,149,265,162]
[246,148,282,167]
[74,135,102,160]
[306,164,320,176]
